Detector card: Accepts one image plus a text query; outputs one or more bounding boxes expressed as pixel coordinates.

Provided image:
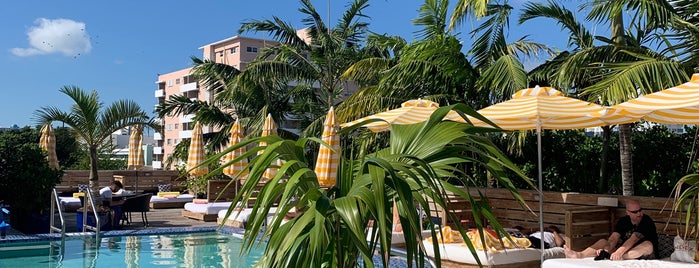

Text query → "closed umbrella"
[127,125,144,170]
[612,73,699,124]
[341,99,461,132]
[453,86,622,262]
[260,114,279,182]
[315,107,340,187]
[223,119,248,181]
[186,123,208,177]
[40,124,59,170]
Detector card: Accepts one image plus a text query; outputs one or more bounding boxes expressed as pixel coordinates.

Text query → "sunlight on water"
[0,232,265,268]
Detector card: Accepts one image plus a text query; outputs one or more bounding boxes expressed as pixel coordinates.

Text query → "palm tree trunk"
[611,12,634,196]
[597,126,611,193]
[88,145,102,209]
[619,124,634,196]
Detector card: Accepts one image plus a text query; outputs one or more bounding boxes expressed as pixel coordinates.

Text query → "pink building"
[153,36,278,169]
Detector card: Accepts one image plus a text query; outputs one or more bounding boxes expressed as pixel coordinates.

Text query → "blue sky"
[1,0,589,128]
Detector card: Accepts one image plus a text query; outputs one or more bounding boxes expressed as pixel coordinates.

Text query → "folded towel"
[157,191,181,197]
[73,192,85,198]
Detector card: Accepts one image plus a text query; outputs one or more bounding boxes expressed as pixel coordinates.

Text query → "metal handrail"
[82,187,100,240]
[49,188,66,257]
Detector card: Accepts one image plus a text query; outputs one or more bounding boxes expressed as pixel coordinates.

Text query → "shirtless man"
[564,199,657,260]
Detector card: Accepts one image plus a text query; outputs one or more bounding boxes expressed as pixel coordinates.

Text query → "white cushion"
[423,240,563,265]
[183,202,233,214]
[543,257,698,268]
[150,194,194,203]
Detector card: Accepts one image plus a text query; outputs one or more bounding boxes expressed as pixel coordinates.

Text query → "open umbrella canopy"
[612,73,699,124]
[40,124,59,170]
[127,125,144,170]
[450,86,631,129]
[223,119,248,180]
[341,99,461,132]
[315,107,340,188]
[186,122,208,177]
[260,114,279,182]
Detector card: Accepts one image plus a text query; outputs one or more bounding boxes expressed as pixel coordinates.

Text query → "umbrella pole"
[537,125,545,263]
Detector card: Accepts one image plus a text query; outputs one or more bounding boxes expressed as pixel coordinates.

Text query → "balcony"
[179,130,193,139]
[179,114,195,123]
[154,132,162,140]
[152,161,162,169]
[153,147,163,155]
[155,89,165,98]
[179,82,198,93]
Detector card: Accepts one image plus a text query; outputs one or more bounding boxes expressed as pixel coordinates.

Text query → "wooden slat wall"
[57,170,182,193]
[207,180,239,202]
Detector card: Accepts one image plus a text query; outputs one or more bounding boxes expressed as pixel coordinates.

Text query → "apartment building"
[153,36,278,170]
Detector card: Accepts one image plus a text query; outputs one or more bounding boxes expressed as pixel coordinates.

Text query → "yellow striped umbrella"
[612,73,699,124]
[186,123,208,176]
[260,114,280,182]
[452,86,632,129]
[127,125,144,170]
[223,119,248,180]
[341,99,461,132]
[315,107,340,187]
[40,124,59,169]
[454,86,623,260]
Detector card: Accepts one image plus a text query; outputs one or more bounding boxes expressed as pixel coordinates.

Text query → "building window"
[175,78,180,84]
[246,46,258,53]
[166,124,172,130]
[167,139,172,145]
[167,80,173,87]
[230,47,237,54]
[174,123,178,129]
[174,138,179,144]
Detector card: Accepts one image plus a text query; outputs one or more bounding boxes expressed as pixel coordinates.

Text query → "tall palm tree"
[239,0,371,126]
[35,86,154,205]
[520,0,697,195]
[211,104,532,268]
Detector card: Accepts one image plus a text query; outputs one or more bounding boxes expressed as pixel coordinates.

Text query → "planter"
[9,209,50,234]
[76,210,112,232]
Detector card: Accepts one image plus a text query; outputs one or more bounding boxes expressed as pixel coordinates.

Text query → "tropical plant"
[208,105,533,268]
[34,86,155,207]
[669,173,699,242]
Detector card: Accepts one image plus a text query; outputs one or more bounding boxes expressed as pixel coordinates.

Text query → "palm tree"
[34,86,154,206]
[521,0,695,195]
[210,104,532,268]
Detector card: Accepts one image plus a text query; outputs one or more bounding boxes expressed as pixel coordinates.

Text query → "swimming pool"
[0,227,422,268]
[0,232,264,267]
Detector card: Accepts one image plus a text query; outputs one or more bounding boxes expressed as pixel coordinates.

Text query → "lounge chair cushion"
[183,202,233,214]
[543,257,697,268]
[423,241,564,265]
[157,191,182,197]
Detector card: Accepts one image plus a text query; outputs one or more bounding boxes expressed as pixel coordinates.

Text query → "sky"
[1,0,592,129]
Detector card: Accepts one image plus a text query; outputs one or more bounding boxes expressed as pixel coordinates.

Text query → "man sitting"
[564,199,657,260]
[100,181,125,206]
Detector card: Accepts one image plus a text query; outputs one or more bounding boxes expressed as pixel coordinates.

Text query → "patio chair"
[121,193,152,227]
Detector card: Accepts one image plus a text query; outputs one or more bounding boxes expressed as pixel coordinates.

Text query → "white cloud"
[11,18,92,57]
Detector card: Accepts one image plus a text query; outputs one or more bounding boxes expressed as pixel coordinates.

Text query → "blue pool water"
[0,232,265,268]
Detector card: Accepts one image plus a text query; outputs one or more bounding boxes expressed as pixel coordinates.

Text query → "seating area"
[422,187,690,267]
[121,193,153,226]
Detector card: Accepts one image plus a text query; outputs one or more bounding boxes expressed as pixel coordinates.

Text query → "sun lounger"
[181,180,238,222]
[149,193,194,209]
[217,207,279,228]
[58,196,82,212]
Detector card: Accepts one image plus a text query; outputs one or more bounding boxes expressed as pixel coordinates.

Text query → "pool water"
[0,232,265,268]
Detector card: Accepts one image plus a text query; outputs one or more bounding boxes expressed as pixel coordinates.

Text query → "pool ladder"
[49,188,66,255]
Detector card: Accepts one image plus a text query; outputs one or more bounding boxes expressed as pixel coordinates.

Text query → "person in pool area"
[100,180,125,206]
[517,225,566,249]
[564,199,657,260]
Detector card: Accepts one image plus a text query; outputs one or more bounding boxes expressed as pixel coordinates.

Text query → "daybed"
[542,257,696,268]
[58,196,82,212]
[422,241,564,268]
[149,192,194,209]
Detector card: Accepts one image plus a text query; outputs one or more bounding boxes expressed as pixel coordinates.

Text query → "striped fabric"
[186,123,209,176]
[40,124,59,170]
[613,74,699,124]
[457,86,629,130]
[260,114,280,183]
[315,107,340,187]
[223,119,248,181]
[341,99,461,132]
[127,125,144,170]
